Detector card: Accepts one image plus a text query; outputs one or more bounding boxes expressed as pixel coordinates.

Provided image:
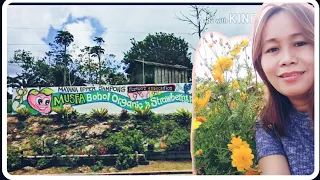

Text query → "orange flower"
[160,142,167,149]
[215,107,219,114]
[244,169,261,175]
[240,92,248,101]
[232,80,239,90]
[231,101,237,109]
[196,116,207,123]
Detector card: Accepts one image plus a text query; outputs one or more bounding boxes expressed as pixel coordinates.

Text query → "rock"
[22,166,36,172]
[86,123,111,138]
[7,134,13,141]
[15,134,22,139]
[108,167,118,173]
[50,125,60,130]
[74,125,89,134]
[7,117,18,124]
[78,166,91,173]
[11,141,20,148]
[85,144,95,152]
[64,126,88,142]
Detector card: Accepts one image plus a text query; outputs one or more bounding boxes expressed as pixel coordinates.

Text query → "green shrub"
[36,158,52,170]
[132,106,153,120]
[29,136,44,155]
[89,108,109,121]
[52,106,75,125]
[115,153,137,170]
[166,128,190,151]
[143,120,179,139]
[173,108,192,128]
[91,160,104,172]
[52,144,69,155]
[7,146,22,171]
[16,121,26,130]
[67,156,80,168]
[7,100,13,114]
[119,109,130,121]
[106,129,144,154]
[16,108,31,121]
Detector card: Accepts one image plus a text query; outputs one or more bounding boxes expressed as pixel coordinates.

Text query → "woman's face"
[260,11,314,99]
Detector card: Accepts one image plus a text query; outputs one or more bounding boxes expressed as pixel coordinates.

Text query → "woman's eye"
[266,48,279,53]
[294,41,307,47]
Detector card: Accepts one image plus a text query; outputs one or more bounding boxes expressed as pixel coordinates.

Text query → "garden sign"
[11,83,192,115]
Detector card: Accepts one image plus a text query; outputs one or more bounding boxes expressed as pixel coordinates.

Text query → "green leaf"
[40,88,54,95]
[14,95,21,100]
[29,89,39,95]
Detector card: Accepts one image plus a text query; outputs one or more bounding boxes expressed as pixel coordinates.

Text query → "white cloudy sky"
[6,4,261,77]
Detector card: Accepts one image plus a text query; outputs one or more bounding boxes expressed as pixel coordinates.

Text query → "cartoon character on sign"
[184,84,192,94]
[27,88,54,114]
[14,88,28,108]
[127,91,150,101]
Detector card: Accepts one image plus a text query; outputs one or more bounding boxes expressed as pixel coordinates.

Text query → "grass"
[9,161,192,175]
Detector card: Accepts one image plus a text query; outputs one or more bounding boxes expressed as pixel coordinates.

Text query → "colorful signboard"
[11,83,192,115]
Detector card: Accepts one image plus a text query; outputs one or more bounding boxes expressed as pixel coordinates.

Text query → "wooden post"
[135,151,139,164]
[162,68,165,84]
[164,68,168,84]
[175,69,179,83]
[168,69,172,83]
[154,67,158,84]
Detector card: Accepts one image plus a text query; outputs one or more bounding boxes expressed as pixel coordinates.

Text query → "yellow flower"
[230,45,241,57]
[215,57,233,72]
[215,74,224,84]
[232,80,239,90]
[227,136,243,151]
[215,107,219,114]
[194,90,212,112]
[208,43,213,47]
[196,116,207,123]
[240,92,248,101]
[195,149,203,156]
[241,141,250,148]
[231,145,254,172]
[240,39,249,47]
[205,90,212,99]
[192,118,202,130]
[231,101,237,109]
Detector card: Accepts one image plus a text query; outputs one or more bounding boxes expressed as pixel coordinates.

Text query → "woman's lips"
[279,71,305,82]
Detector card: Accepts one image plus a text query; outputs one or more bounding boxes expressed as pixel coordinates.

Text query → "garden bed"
[7,107,192,173]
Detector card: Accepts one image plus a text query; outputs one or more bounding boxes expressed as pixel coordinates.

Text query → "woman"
[252,3,315,175]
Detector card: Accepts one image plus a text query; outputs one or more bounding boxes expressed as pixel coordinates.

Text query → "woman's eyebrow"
[262,32,304,46]
[290,32,303,37]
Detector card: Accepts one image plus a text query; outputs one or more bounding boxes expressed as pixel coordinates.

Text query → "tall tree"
[90,37,105,85]
[78,46,95,84]
[176,5,217,39]
[122,32,192,83]
[53,30,74,86]
[8,50,54,87]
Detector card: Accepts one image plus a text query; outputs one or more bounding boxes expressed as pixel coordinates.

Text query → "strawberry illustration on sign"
[27,88,54,114]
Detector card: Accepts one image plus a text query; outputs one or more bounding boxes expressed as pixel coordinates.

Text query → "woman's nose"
[278,47,297,66]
